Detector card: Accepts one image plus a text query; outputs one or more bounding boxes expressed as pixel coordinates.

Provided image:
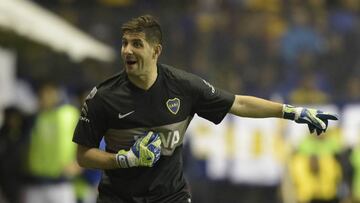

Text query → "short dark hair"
[121,15,162,45]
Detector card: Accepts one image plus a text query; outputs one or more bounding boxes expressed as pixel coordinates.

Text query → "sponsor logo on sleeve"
[85,87,97,100]
[202,79,215,94]
[79,116,90,123]
[79,87,97,123]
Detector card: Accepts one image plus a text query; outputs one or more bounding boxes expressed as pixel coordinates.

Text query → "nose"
[122,44,133,55]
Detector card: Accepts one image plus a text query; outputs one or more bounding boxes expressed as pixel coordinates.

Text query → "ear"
[153,44,162,59]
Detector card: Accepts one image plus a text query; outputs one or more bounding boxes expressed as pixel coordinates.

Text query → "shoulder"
[84,71,126,104]
[159,63,200,86]
[93,71,127,96]
[97,71,126,92]
[159,63,215,92]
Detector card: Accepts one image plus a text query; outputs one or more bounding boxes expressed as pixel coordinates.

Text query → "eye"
[133,41,143,48]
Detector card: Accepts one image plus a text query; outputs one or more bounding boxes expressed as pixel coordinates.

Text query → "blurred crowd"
[1,0,360,203]
[16,0,360,105]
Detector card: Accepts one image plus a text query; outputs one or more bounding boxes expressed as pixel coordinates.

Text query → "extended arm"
[229,95,283,118]
[229,95,338,135]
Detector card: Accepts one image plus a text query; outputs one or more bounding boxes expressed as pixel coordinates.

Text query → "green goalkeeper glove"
[282,104,338,135]
[116,131,161,168]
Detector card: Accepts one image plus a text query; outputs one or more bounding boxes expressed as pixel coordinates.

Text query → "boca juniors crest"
[166,98,180,114]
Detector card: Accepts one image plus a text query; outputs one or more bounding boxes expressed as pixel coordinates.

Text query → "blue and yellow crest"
[166,98,180,114]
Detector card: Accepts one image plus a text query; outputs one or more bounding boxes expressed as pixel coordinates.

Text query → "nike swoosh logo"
[118,111,135,119]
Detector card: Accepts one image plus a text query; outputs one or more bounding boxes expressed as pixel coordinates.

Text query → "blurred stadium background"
[0,0,360,203]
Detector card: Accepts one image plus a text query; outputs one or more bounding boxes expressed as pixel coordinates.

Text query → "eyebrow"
[122,37,143,42]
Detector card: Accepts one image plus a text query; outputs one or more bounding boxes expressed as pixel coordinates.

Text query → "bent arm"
[229,95,283,118]
[76,144,118,170]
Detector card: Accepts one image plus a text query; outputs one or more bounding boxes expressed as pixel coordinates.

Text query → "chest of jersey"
[102,81,193,155]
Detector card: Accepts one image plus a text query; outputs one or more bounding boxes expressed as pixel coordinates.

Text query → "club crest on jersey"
[166,98,180,115]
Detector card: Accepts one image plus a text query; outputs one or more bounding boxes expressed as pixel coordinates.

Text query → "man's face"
[121,32,156,76]
[39,85,59,110]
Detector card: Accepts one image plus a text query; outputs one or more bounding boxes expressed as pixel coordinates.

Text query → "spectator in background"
[289,130,343,203]
[0,107,33,203]
[24,82,81,203]
[280,4,327,94]
[344,76,360,104]
[289,152,342,203]
[350,144,360,203]
[289,72,330,105]
[281,5,326,65]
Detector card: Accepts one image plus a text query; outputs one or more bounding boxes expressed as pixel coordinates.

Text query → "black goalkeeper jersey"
[73,63,235,203]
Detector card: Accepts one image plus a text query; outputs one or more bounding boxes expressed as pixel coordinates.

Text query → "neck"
[128,64,158,90]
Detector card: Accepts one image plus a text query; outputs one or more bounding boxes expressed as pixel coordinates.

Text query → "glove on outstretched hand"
[116,131,161,168]
[282,104,338,135]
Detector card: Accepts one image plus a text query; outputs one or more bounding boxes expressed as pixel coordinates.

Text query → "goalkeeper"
[72,15,338,203]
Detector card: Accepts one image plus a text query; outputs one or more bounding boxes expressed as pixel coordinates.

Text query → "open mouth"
[126,60,137,65]
[125,57,137,66]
